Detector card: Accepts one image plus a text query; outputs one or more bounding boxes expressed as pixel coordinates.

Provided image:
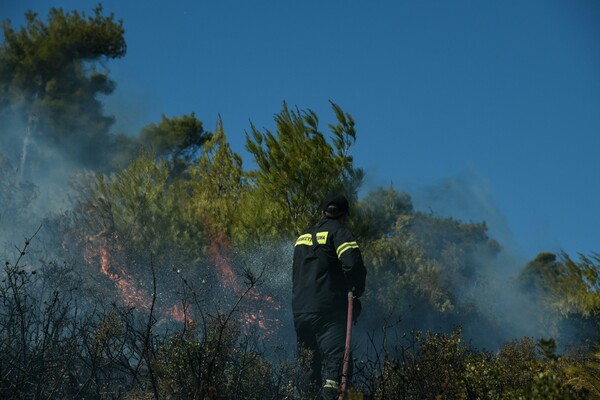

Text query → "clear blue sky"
[2,1,599,260]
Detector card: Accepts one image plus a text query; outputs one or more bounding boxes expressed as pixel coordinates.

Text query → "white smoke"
[403,169,578,349]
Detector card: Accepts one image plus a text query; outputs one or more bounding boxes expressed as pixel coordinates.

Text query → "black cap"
[322,194,350,218]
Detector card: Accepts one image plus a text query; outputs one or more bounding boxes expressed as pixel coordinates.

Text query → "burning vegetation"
[1,5,599,399]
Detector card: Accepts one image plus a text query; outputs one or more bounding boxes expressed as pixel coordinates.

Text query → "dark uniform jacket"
[292,218,367,314]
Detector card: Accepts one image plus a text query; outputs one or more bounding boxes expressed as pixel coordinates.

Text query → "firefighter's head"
[322,194,350,220]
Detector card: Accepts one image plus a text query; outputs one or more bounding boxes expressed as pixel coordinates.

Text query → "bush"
[0,235,594,399]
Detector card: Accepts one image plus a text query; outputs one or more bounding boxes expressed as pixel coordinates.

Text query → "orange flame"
[84,231,151,310]
[169,303,191,323]
[206,229,281,337]
[101,243,151,309]
[208,234,237,286]
[82,224,280,334]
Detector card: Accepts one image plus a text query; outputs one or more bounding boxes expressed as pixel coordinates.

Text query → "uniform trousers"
[294,311,351,399]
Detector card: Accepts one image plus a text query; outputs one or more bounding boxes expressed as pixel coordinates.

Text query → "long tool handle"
[339,291,353,399]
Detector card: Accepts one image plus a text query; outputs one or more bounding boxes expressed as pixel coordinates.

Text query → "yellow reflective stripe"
[295,234,313,246]
[316,231,328,245]
[324,379,338,388]
[336,241,359,258]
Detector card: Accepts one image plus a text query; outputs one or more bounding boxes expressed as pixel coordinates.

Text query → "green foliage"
[406,329,469,399]
[518,251,600,343]
[185,119,246,242]
[155,323,292,400]
[558,253,600,317]
[365,330,589,400]
[364,211,499,314]
[74,153,201,269]
[0,6,125,95]
[565,345,600,398]
[232,190,285,246]
[245,101,363,237]
[351,186,414,242]
[138,112,212,175]
[0,5,129,171]
[519,252,600,316]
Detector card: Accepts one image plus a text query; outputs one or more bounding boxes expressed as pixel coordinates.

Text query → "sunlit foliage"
[245,101,363,237]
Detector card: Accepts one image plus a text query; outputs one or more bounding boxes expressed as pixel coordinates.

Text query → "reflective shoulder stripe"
[295,233,313,246]
[336,241,359,258]
[324,379,338,389]
[315,231,328,245]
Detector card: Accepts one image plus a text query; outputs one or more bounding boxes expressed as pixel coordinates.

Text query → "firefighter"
[292,194,367,400]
